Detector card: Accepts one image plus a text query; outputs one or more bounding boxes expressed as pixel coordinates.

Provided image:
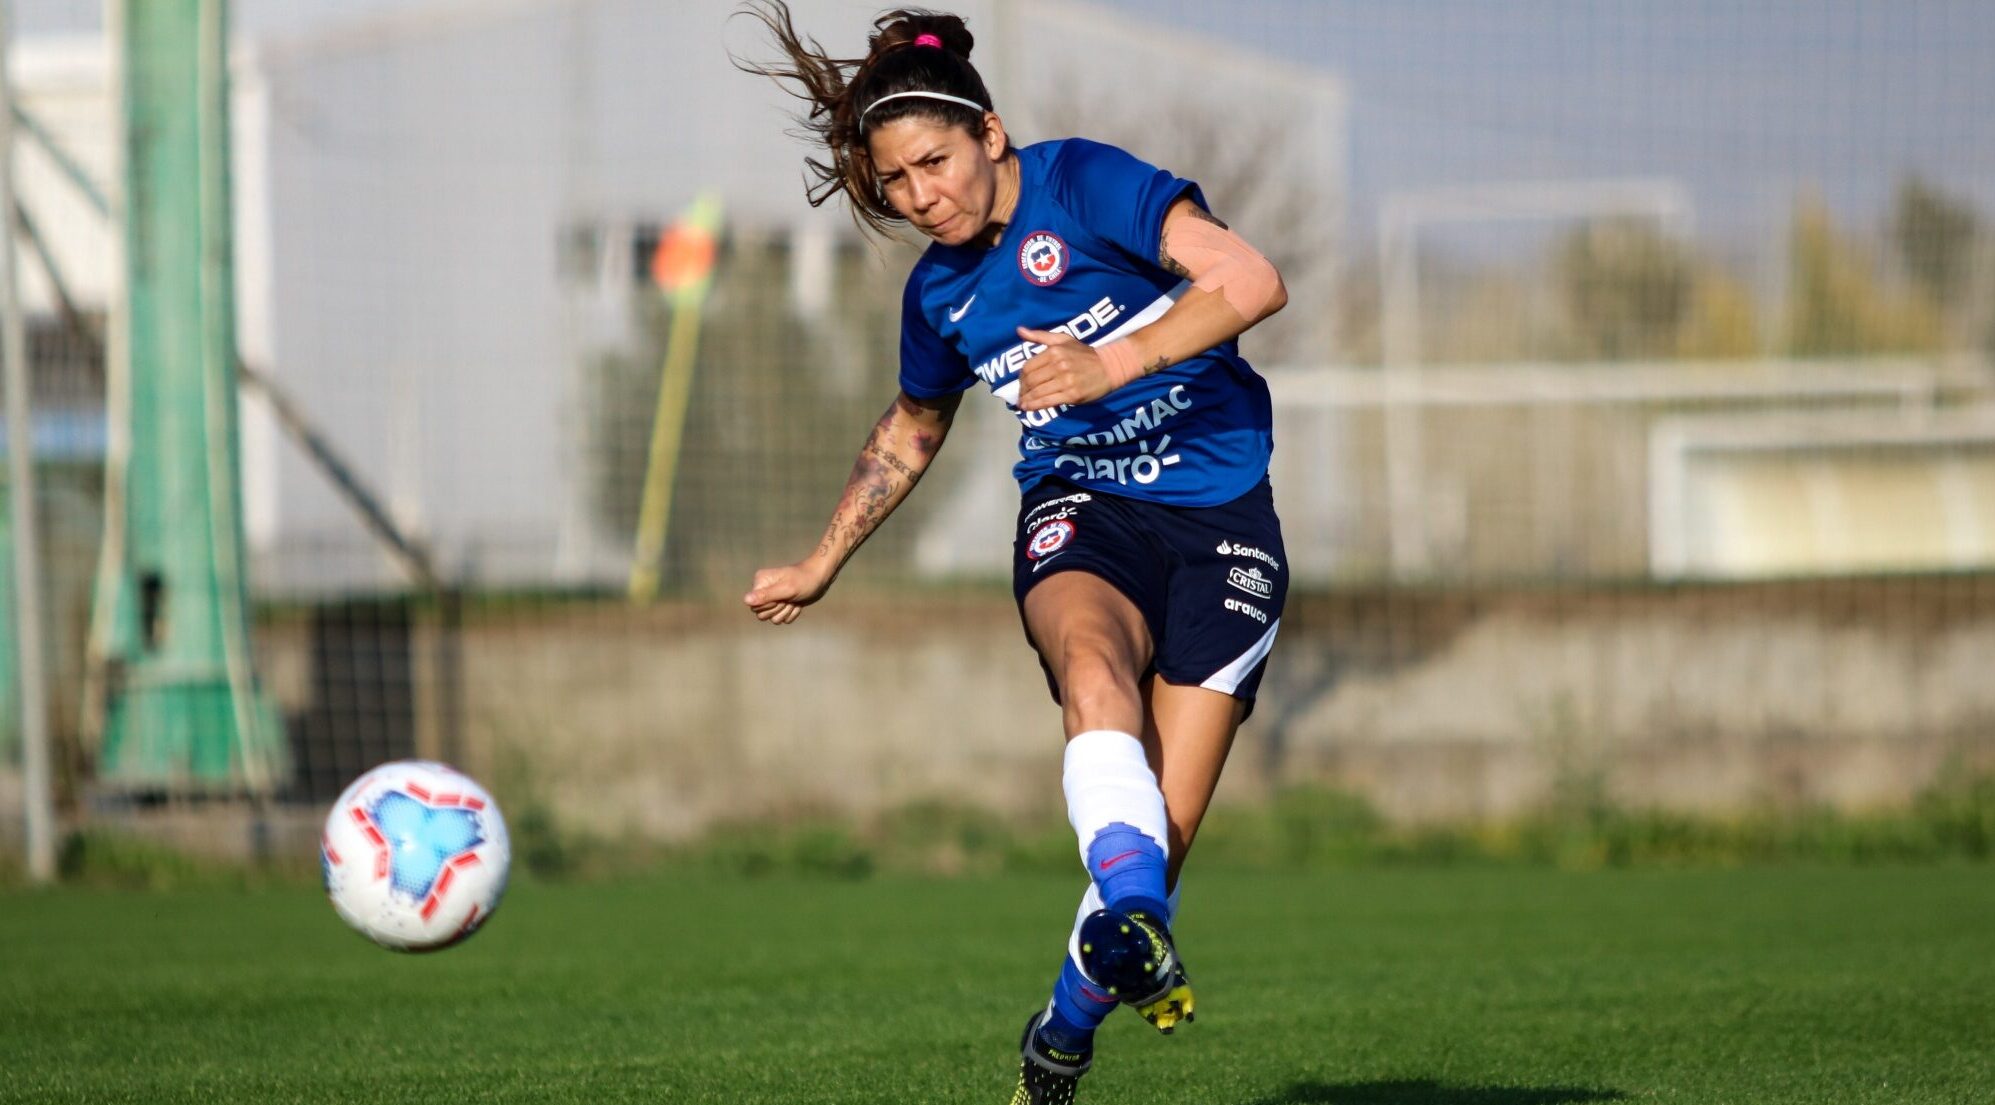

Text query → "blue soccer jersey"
[898,138,1274,508]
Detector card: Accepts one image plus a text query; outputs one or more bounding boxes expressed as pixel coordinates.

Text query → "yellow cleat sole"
[1137,982,1196,1034]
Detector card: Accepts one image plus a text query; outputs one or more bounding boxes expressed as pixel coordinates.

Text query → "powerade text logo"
[976,297,1122,389]
[1026,492,1092,519]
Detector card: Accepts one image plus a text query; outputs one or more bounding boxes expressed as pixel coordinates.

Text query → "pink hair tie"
[913,33,943,48]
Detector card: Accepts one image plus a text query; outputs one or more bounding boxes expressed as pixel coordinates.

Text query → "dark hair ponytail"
[734,3,1001,236]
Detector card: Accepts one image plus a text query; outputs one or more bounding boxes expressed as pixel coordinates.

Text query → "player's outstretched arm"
[744,388,961,625]
[1015,197,1287,412]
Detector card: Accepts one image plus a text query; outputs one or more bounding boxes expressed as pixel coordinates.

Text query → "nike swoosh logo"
[947,295,976,322]
[1098,849,1144,871]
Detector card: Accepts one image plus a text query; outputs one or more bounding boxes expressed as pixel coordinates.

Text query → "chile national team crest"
[1019,230,1069,287]
[1027,518,1077,559]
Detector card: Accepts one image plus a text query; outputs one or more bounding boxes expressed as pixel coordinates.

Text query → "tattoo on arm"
[816,402,931,562]
[862,437,918,482]
[897,391,958,422]
[1158,203,1231,278]
[840,456,896,552]
[823,448,898,561]
[1186,205,1230,230]
[898,392,956,460]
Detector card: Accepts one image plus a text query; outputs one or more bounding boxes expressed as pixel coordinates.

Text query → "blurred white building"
[7,34,115,320]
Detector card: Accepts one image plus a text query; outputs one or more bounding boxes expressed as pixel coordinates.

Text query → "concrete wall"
[251,577,1995,837]
[1264,580,1995,820]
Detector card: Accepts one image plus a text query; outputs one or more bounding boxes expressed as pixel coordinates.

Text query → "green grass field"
[3,868,1990,1104]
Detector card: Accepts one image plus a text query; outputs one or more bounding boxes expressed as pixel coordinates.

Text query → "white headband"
[858,90,987,129]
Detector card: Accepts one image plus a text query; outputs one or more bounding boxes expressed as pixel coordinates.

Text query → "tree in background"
[1675,266,1761,359]
[1551,218,1692,360]
[1348,196,1971,366]
[1785,197,1942,356]
[1397,226,1750,365]
[1890,175,1980,316]
[1425,261,1540,363]
[1886,175,1995,361]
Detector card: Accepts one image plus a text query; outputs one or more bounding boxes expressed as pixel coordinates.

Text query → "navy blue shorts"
[1011,477,1288,710]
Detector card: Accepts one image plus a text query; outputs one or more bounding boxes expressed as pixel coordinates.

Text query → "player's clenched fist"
[1016,327,1106,411]
[1015,326,1147,412]
[743,561,833,625]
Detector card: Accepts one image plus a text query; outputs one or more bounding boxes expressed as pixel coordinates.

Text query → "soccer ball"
[321,760,512,951]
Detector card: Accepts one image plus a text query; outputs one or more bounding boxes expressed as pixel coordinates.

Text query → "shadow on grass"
[1251,1081,1625,1105]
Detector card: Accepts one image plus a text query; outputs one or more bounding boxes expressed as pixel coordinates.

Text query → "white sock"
[1061,729,1170,863]
[1063,729,1172,918]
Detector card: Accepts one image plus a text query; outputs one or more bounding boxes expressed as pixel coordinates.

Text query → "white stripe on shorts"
[1200,617,1282,696]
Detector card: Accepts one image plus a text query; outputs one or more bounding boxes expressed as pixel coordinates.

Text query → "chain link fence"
[6,1,1995,869]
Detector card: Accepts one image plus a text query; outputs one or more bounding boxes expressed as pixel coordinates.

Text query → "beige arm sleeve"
[1171,216,1284,322]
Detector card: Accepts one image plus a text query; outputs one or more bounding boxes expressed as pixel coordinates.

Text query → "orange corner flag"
[650,194,722,296]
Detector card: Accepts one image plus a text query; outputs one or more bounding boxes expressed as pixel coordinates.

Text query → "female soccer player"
[739,5,1289,1101]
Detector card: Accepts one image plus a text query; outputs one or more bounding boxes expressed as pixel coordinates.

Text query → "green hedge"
[8,770,1991,888]
[647,769,1995,881]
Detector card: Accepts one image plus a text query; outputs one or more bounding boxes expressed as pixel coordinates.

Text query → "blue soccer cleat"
[1076,908,1196,1033]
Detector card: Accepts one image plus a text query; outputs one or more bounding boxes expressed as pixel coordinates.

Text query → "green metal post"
[94,0,282,791]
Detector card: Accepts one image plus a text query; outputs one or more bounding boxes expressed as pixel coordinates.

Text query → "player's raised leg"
[1010,571,1174,1091]
[1042,689,1231,1040]
[1024,573,1174,929]
[1024,573,1195,1020]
